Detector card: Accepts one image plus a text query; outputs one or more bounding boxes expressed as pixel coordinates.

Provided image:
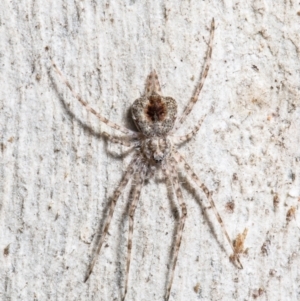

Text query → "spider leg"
[122,163,147,301]
[145,69,162,96]
[172,19,214,133]
[84,154,141,283]
[172,114,207,145]
[173,150,243,269]
[103,131,140,148]
[51,60,139,136]
[163,157,187,301]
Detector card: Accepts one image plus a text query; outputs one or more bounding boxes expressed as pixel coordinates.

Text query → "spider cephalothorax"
[52,18,243,301]
[140,136,172,163]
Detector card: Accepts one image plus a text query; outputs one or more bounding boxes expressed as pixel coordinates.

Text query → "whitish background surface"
[1,1,300,301]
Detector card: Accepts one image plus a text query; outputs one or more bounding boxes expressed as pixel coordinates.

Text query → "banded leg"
[173,150,243,269]
[163,158,187,301]
[145,69,162,96]
[103,131,140,148]
[172,19,215,132]
[51,60,138,136]
[84,155,141,282]
[172,114,207,145]
[122,164,146,301]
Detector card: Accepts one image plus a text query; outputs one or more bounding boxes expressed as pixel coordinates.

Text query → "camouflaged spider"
[52,18,242,301]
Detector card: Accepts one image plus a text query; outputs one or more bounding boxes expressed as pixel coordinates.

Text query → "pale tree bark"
[1,1,300,301]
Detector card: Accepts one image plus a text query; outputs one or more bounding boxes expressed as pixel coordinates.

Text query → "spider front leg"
[123,164,147,301]
[173,150,243,269]
[51,60,138,137]
[163,158,187,301]
[172,18,215,133]
[84,154,141,283]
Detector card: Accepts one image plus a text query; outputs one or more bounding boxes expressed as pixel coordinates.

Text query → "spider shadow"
[81,166,138,298]
[115,176,140,294]
[92,177,132,297]
[113,171,181,297]
[153,169,229,294]
[107,169,180,297]
[48,68,139,286]
[48,69,136,158]
[179,172,228,256]
[162,173,187,290]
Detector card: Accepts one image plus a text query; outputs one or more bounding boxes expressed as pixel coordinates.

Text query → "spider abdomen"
[131,94,177,137]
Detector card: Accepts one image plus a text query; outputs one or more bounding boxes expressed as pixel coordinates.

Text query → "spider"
[51,18,242,301]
